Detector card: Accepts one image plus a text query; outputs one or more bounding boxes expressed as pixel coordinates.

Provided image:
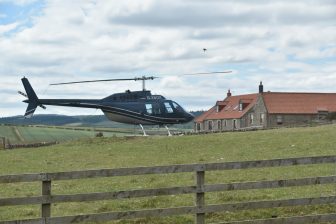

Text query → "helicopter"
[19,72,231,136]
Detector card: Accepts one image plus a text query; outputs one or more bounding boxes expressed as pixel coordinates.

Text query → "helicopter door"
[152,103,161,115]
[145,103,161,115]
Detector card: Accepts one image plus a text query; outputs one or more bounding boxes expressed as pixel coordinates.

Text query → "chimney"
[259,81,263,93]
[227,89,232,97]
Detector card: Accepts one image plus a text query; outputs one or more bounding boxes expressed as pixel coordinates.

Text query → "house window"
[276,115,283,125]
[216,105,219,113]
[317,111,328,120]
[250,114,254,124]
[196,123,201,131]
[233,119,237,129]
[223,120,227,127]
[208,121,213,130]
[217,120,221,130]
[145,104,153,114]
[260,113,265,124]
[239,103,243,111]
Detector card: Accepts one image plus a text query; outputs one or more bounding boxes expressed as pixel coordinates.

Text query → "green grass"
[0,125,335,223]
[0,126,21,143]
[0,124,191,145]
[0,125,132,144]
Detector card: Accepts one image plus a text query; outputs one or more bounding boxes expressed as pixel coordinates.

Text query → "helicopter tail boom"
[21,77,41,118]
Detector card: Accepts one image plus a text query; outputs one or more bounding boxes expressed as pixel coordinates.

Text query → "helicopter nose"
[186,112,195,122]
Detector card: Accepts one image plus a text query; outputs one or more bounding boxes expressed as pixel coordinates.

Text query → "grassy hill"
[0,125,335,223]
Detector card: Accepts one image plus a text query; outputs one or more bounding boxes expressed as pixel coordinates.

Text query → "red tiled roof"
[195,94,258,122]
[263,92,336,114]
[194,106,216,122]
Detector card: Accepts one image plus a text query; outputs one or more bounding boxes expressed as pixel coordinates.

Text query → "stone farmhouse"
[194,82,336,132]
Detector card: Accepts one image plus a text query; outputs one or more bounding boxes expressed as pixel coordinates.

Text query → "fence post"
[1,137,5,149]
[195,166,205,224]
[42,174,51,219]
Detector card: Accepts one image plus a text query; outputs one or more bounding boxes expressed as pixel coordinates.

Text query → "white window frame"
[250,114,254,124]
[196,123,201,131]
[260,113,265,124]
[276,115,283,125]
[208,120,213,131]
[217,120,221,130]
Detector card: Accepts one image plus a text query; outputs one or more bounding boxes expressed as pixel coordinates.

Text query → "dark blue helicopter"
[20,72,230,135]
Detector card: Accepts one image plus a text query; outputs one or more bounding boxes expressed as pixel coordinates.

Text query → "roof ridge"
[263,92,336,94]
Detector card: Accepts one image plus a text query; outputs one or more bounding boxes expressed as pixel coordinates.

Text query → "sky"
[0,0,335,117]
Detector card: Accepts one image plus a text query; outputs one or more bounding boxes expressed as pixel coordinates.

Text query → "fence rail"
[0,155,335,224]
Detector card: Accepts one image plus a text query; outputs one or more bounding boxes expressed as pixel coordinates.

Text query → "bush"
[95,132,104,137]
[326,112,336,121]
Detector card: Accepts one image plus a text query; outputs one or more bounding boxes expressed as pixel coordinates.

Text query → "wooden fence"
[0,155,335,224]
[0,137,5,149]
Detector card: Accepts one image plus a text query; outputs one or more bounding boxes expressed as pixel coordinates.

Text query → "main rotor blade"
[50,77,158,85]
[49,71,231,86]
[179,71,232,76]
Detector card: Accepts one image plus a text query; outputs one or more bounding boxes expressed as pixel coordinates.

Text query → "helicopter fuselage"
[23,89,194,125]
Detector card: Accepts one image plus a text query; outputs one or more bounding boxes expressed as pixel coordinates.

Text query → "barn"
[194,82,336,132]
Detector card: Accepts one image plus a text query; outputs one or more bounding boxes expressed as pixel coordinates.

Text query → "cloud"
[0,0,335,117]
[0,22,19,34]
[110,1,336,27]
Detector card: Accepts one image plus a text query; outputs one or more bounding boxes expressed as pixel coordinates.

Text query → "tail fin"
[21,77,39,118]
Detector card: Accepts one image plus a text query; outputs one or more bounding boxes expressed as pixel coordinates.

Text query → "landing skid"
[139,124,148,136]
[138,124,173,137]
[165,125,172,136]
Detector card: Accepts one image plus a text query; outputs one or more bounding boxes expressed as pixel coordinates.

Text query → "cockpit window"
[172,102,183,112]
[145,104,153,114]
[164,102,174,113]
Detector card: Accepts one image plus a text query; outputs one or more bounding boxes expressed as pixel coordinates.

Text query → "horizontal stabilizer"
[25,102,38,118]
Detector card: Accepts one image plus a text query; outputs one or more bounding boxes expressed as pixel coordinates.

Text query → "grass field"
[0,125,335,223]
[0,124,192,145]
[0,125,135,144]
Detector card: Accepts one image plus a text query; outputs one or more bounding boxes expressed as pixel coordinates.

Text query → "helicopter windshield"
[172,101,186,112]
[164,102,174,113]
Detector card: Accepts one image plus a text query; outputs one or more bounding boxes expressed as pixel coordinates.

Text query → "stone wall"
[268,114,316,127]
[252,95,268,128]
[196,118,242,132]
[239,94,267,129]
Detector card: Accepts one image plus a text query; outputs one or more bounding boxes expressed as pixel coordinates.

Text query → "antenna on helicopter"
[49,71,232,91]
